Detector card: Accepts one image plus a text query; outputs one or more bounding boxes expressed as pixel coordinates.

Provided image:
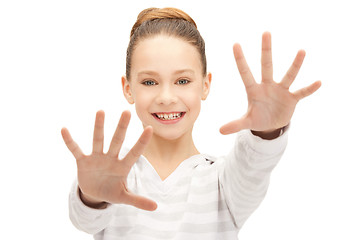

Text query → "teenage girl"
[61,7,321,239]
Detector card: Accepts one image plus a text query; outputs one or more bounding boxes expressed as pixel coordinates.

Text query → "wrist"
[251,126,286,140]
[78,188,109,209]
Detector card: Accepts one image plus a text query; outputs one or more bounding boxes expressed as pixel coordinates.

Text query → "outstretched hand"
[220,32,321,135]
[61,110,157,211]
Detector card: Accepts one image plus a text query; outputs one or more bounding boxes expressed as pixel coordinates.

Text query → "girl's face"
[122,35,211,140]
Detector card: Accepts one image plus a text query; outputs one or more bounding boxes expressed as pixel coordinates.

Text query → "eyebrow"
[137,69,195,77]
[173,69,195,75]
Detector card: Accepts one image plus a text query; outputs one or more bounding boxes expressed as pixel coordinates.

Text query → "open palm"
[61,110,157,211]
[220,32,321,135]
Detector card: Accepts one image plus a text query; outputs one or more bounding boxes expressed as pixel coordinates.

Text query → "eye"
[176,79,190,85]
[142,80,157,86]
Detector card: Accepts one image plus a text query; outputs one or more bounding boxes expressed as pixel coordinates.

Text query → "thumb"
[123,191,158,211]
[219,116,251,135]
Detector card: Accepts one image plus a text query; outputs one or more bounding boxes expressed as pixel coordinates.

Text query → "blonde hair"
[126,7,206,79]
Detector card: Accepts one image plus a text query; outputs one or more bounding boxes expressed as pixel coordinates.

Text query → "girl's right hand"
[61,110,157,211]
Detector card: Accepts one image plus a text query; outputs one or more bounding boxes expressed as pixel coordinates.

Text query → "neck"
[143,130,199,180]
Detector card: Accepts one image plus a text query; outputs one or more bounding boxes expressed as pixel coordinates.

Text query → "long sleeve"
[219,128,288,229]
[68,180,116,235]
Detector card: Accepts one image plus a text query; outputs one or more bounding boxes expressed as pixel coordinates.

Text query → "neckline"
[137,153,206,186]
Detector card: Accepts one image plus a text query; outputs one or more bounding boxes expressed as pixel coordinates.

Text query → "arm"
[218,32,321,227]
[62,110,157,234]
[219,127,288,228]
[69,181,116,234]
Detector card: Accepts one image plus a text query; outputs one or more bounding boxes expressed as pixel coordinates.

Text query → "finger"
[233,43,256,88]
[219,116,252,135]
[92,110,105,154]
[123,191,157,211]
[107,111,131,158]
[122,126,153,171]
[61,127,85,160]
[281,50,306,89]
[261,32,273,83]
[293,80,322,101]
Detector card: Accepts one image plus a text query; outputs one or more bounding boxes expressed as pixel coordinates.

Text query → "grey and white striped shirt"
[69,129,288,239]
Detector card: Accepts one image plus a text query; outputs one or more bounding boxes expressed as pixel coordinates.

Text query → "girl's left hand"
[220,32,321,135]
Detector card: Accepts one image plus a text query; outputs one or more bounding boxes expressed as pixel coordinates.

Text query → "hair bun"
[130,7,197,37]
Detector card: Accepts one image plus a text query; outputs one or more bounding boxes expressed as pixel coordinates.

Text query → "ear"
[201,72,212,100]
[122,76,134,104]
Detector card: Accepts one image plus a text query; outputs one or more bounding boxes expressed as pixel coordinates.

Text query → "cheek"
[132,87,153,104]
[132,89,153,117]
[180,88,203,112]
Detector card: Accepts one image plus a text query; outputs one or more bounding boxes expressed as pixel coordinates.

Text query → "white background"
[1,0,359,239]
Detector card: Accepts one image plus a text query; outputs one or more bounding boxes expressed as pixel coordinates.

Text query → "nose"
[155,85,178,105]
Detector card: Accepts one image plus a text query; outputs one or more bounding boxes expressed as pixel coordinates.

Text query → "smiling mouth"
[152,112,185,121]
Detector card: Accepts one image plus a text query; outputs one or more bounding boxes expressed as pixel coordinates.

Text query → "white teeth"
[155,112,182,120]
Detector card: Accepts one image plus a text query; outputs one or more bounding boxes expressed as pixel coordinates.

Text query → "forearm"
[69,181,115,235]
[220,128,288,228]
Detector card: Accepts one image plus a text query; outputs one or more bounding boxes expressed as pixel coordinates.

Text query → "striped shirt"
[69,129,288,239]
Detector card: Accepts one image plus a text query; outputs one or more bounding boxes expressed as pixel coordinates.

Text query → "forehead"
[131,35,202,77]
